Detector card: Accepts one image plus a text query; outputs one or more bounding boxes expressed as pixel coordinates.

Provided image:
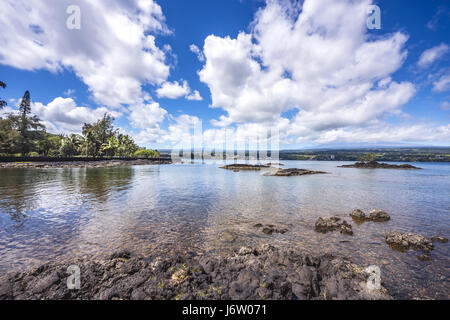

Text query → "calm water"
[0,161,449,299]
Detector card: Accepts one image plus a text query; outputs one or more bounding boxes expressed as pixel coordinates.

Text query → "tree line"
[0,83,159,158]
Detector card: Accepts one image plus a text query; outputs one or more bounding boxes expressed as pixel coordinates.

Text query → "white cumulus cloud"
[32,97,121,134]
[156,80,203,100]
[197,0,425,144]
[0,0,171,108]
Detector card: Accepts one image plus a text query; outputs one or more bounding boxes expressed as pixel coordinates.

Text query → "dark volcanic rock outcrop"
[315,217,353,236]
[0,245,390,300]
[339,161,421,170]
[266,168,328,176]
[385,232,448,262]
[266,162,284,166]
[253,224,289,235]
[220,164,270,171]
[385,231,434,252]
[349,209,390,222]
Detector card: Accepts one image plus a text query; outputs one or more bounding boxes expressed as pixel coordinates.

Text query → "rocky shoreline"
[0,159,172,169]
[339,161,421,170]
[0,245,391,300]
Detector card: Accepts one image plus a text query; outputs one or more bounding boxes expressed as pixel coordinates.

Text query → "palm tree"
[101,136,119,157]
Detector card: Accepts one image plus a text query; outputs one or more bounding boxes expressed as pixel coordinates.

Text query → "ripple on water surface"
[0,161,449,299]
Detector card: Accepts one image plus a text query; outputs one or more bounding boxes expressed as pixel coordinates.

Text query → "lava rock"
[368,210,390,222]
[349,209,366,221]
[416,254,432,262]
[385,231,434,252]
[349,209,390,222]
[0,245,391,300]
[431,236,448,243]
[339,161,421,170]
[220,164,269,171]
[315,217,353,236]
[0,159,172,169]
[266,168,328,177]
[254,224,288,235]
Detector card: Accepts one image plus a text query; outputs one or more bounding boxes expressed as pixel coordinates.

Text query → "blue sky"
[0,0,449,149]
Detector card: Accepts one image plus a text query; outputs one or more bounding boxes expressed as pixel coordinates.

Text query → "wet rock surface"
[339,161,421,170]
[315,217,353,236]
[431,236,449,243]
[385,231,434,252]
[349,209,390,222]
[253,224,289,235]
[266,168,328,177]
[0,159,172,169]
[0,245,391,300]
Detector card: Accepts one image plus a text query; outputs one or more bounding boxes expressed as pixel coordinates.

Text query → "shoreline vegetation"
[0,88,160,161]
[279,148,450,162]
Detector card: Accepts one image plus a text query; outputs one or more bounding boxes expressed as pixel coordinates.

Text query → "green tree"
[0,115,21,155]
[134,148,160,158]
[36,135,63,156]
[58,134,84,157]
[82,114,117,157]
[358,153,377,163]
[17,91,45,155]
[101,136,119,157]
[36,136,54,156]
[117,133,139,157]
[0,81,7,109]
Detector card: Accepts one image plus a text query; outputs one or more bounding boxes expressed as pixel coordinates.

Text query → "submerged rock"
[253,224,288,235]
[315,217,353,236]
[265,168,328,177]
[368,210,391,222]
[339,161,421,170]
[0,245,391,300]
[349,209,367,221]
[416,254,432,262]
[349,209,390,222]
[385,231,434,252]
[431,236,448,243]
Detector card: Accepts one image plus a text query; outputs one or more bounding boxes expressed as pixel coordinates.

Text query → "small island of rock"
[265,168,328,176]
[220,164,270,171]
[339,161,421,170]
